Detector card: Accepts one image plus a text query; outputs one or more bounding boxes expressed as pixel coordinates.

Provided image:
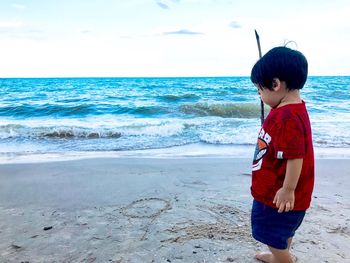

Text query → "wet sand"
[0,158,349,262]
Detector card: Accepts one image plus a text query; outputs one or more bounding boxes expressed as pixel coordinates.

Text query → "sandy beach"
[0,157,349,262]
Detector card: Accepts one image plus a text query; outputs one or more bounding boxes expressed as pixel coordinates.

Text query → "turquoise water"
[0,76,349,158]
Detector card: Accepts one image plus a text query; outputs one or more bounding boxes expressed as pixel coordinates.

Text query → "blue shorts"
[251,199,305,249]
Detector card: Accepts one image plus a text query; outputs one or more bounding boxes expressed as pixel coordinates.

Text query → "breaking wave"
[180,102,261,118]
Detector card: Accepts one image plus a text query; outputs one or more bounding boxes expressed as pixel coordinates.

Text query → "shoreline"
[0,157,349,262]
[1,144,350,164]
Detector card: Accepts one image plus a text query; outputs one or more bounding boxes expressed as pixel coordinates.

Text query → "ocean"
[0,76,349,161]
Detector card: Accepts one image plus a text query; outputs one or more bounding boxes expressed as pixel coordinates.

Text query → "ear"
[272,78,282,91]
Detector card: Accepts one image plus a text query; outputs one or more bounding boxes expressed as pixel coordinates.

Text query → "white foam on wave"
[199,121,258,145]
[0,116,257,139]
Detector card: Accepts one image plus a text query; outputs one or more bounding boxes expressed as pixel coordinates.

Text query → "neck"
[277,90,302,108]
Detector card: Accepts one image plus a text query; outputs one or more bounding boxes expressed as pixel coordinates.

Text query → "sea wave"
[160,94,200,101]
[0,119,350,153]
[0,102,263,119]
[44,130,122,139]
[180,102,261,118]
[0,104,98,117]
[0,103,171,117]
[0,121,186,140]
[0,124,122,139]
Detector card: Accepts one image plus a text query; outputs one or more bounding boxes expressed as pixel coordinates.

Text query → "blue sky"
[0,0,349,77]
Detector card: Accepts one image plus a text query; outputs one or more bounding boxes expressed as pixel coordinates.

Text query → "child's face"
[256,81,286,108]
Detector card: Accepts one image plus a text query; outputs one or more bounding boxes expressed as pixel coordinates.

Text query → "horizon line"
[1,75,350,79]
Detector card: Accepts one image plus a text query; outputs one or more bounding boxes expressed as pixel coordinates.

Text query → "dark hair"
[250,46,308,90]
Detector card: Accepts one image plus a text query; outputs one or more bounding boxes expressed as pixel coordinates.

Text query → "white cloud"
[162,29,203,35]
[229,21,242,29]
[0,20,24,29]
[80,30,92,34]
[11,3,26,9]
[0,19,46,41]
[156,1,169,9]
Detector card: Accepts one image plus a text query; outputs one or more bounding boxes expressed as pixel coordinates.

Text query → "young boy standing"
[250,47,314,263]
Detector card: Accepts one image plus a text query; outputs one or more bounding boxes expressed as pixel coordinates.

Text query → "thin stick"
[254,30,264,126]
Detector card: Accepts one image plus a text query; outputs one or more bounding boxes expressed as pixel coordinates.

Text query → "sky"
[0,0,349,77]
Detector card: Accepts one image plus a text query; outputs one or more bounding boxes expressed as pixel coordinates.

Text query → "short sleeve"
[273,118,305,159]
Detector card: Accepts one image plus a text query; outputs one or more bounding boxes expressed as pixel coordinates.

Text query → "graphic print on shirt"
[252,128,271,171]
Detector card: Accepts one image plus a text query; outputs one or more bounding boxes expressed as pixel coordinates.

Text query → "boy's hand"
[273,187,295,213]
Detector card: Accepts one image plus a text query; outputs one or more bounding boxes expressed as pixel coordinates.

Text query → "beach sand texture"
[0,158,349,262]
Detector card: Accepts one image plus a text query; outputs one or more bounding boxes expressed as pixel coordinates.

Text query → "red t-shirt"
[251,101,314,211]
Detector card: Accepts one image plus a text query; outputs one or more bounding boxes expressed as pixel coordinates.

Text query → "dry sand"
[0,158,349,262]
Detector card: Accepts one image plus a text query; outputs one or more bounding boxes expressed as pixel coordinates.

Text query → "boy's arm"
[273,158,303,213]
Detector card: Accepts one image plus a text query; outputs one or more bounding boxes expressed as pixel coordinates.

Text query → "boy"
[250,46,314,263]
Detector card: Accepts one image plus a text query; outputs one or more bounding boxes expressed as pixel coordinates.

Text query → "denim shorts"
[251,199,306,249]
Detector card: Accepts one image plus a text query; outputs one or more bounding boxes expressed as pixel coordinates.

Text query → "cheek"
[259,93,272,105]
[259,92,266,100]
